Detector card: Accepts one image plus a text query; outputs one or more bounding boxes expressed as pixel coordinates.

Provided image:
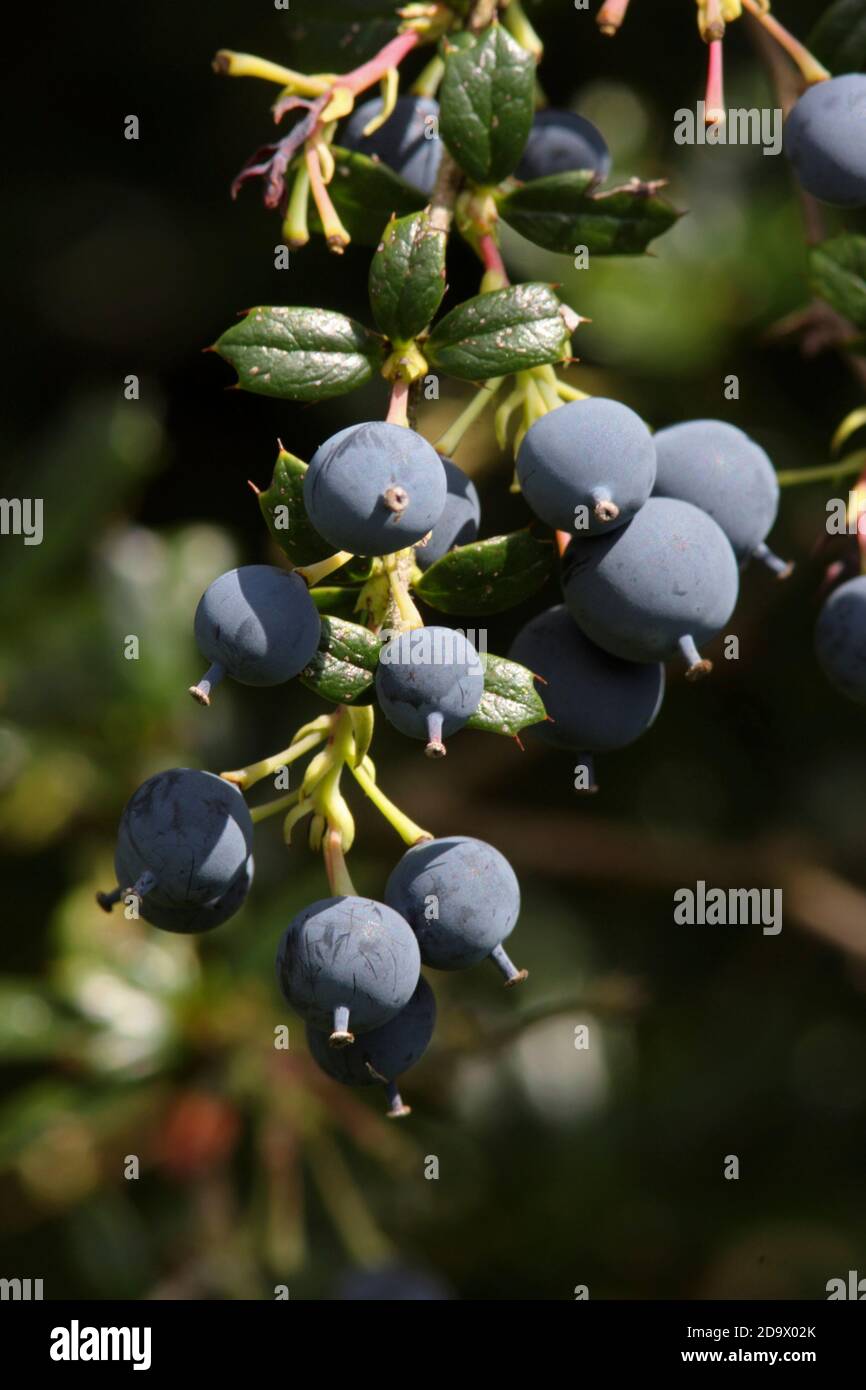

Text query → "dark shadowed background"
[1,0,864,1300]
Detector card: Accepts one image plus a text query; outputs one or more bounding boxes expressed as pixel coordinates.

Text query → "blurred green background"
[2,0,865,1300]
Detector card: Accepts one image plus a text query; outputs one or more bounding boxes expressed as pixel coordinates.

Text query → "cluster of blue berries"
[278,834,524,1115]
[510,405,791,785]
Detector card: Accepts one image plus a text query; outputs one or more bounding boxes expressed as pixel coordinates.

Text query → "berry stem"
[221,726,329,791]
[96,887,122,912]
[386,378,411,428]
[383,550,424,631]
[740,0,830,84]
[350,758,433,845]
[502,0,544,58]
[410,53,445,99]
[777,452,866,487]
[295,551,354,586]
[705,39,725,125]
[283,165,311,248]
[596,0,632,36]
[250,788,303,824]
[337,30,420,98]
[305,145,350,253]
[323,827,358,897]
[434,378,504,457]
[478,233,509,293]
[213,51,333,95]
[753,542,794,579]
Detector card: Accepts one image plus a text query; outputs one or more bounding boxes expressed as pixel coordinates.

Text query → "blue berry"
[336,1263,452,1300]
[508,604,664,787]
[385,835,526,984]
[516,108,611,183]
[785,74,866,208]
[415,456,481,571]
[189,565,321,706]
[276,896,421,1044]
[516,398,657,535]
[98,769,254,933]
[304,422,447,558]
[306,976,436,1117]
[653,419,790,575]
[815,575,866,703]
[375,626,485,757]
[562,496,739,677]
[341,95,442,195]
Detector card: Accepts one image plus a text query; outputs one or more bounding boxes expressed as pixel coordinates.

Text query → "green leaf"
[258,450,334,567]
[469,652,546,738]
[810,235,866,330]
[214,308,386,403]
[439,23,535,184]
[299,616,383,704]
[309,148,427,247]
[368,211,447,344]
[414,529,555,614]
[215,306,385,401]
[498,173,682,255]
[425,283,575,380]
[809,0,866,73]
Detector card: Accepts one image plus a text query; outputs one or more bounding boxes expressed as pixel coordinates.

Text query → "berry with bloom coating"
[375,626,485,756]
[815,574,866,703]
[98,768,254,933]
[189,565,320,706]
[652,419,790,575]
[306,976,436,1117]
[341,95,442,195]
[516,109,611,183]
[304,422,447,558]
[508,604,664,788]
[562,497,739,677]
[785,74,866,208]
[385,835,526,985]
[276,895,421,1045]
[415,457,481,571]
[516,398,656,535]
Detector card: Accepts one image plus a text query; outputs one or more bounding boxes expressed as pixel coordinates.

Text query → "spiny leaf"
[414,529,555,614]
[214,306,386,400]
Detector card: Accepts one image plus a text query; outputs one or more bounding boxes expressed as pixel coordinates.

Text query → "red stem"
[596,0,631,36]
[705,40,724,124]
[340,31,420,97]
[479,233,508,280]
[386,378,410,427]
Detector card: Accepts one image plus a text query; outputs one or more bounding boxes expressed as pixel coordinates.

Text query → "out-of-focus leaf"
[810,235,866,329]
[809,0,866,73]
